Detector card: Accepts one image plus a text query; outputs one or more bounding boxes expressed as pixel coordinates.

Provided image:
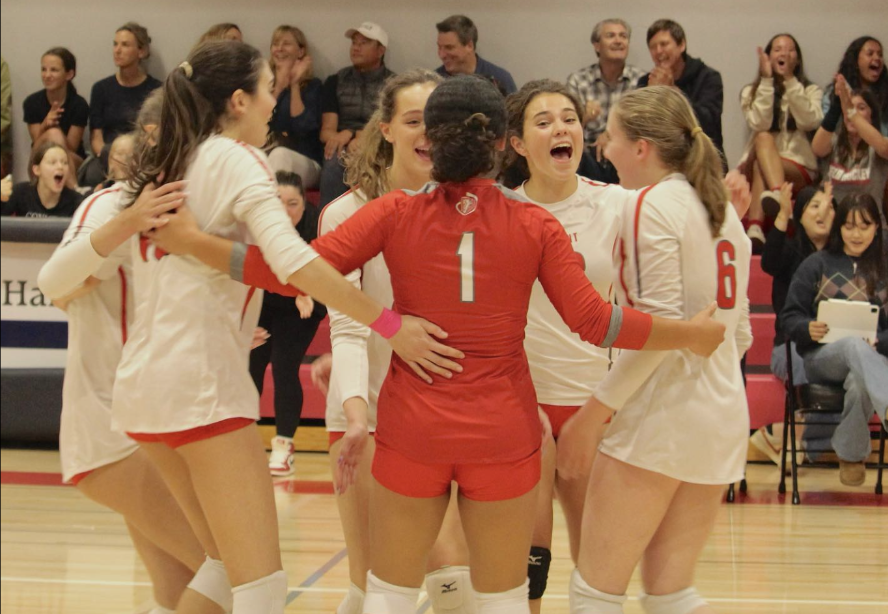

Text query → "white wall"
[2,0,886,180]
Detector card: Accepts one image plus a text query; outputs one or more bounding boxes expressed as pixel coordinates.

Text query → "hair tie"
[179,61,193,79]
[690,126,703,138]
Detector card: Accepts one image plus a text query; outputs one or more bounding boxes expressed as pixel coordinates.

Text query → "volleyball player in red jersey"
[152,75,725,614]
[305,76,727,614]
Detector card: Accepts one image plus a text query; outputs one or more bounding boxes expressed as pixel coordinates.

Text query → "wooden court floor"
[1,448,886,614]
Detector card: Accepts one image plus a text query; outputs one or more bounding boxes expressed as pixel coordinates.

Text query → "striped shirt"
[566,63,644,143]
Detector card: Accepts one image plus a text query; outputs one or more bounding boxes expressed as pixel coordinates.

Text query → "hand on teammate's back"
[388,316,465,384]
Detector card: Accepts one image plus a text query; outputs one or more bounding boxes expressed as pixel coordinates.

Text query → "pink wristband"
[370,308,402,339]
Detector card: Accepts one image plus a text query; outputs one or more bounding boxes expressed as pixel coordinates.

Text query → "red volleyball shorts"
[539,404,581,439]
[372,439,542,502]
[127,417,254,449]
[68,470,94,486]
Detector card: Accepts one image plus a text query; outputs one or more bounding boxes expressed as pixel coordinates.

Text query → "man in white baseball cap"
[318,21,395,206]
[345,21,389,48]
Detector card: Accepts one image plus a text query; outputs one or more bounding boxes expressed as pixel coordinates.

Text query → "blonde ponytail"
[682,127,726,236]
[615,86,727,236]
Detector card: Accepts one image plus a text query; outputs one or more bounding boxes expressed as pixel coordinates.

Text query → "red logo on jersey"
[455,192,478,216]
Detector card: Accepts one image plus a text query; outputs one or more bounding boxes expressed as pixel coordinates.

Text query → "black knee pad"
[527,546,552,600]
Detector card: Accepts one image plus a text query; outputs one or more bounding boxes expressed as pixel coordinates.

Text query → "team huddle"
[37,35,753,614]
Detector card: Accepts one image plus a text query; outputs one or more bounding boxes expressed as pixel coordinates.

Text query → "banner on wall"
[0,241,68,369]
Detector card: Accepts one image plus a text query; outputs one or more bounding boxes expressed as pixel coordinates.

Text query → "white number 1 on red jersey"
[457,232,475,303]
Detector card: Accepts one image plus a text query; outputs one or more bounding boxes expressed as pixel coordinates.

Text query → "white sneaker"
[750,427,783,465]
[747,224,766,252]
[268,436,296,476]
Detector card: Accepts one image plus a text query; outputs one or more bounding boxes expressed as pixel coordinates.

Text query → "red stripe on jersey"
[234,140,275,182]
[617,238,633,308]
[240,286,257,328]
[73,185,123,234]
[632,184,657,300]
[117,267,128,344]
[318,188,356,235]
[579,177,609,188]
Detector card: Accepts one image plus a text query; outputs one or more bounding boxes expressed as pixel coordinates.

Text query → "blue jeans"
[771,343,835,455]
[803,337,888,462]
[319,156,349,207]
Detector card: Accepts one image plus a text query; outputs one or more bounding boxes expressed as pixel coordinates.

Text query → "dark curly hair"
[835,36,888,120]
[424,75,506,183]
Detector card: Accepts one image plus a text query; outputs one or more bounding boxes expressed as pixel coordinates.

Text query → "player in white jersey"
[503,80,629,612]
[114,43,461,614]
[147,69,476,614]
[566,87,752,614]
[37,179,236,614]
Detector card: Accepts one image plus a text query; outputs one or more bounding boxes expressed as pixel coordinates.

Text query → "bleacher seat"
[747,255,772,307]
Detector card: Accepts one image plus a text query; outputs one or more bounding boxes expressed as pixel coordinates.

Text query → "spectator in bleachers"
[638,19,724,162]
[267,26,323,189]
[782,193,888,486]
[319,22,394,206]
[435,15,517,95]
[0,141,83,217]
[566,19,643,162]
[197,22,243,46]
[813,77,888,227]
[739,35,822,251]
[250,171,326,477]
[23,48,89,187]
[751,181,835,463]
[87,22,161,182]
[1,56,11,177]
[823,36,887,136]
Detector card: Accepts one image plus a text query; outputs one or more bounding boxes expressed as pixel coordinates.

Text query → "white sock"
[187,556,233,612]
[147,607,175,614]
[232,570,288,614]
[337,582,365,614]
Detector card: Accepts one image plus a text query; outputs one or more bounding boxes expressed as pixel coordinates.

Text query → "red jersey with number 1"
[310,178,651,464]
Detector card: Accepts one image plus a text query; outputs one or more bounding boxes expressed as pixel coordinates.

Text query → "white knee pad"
[425,566,476,614]
[639,587,708,614]
[362,571,420,614]
[337,582,365,614]
[569,569,626,614]
[187,556,233,612]
[474,579,528,614]
[231,570,288,614]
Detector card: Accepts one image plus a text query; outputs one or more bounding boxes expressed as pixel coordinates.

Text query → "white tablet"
[816,299,880,344]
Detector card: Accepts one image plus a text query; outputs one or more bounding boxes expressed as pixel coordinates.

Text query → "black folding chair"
[780,342,886,504]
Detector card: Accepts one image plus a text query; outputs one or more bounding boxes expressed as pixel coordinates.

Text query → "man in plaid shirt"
[567,19,643,159]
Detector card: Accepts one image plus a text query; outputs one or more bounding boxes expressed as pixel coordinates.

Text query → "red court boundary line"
[2,471,880,504]
[1,471,335,495]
